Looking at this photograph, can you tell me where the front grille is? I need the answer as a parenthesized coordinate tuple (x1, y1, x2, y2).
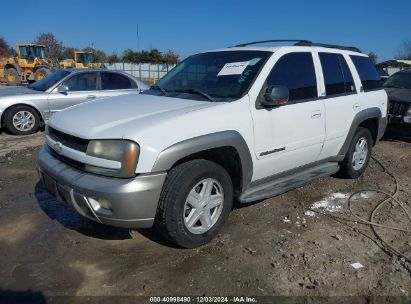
(388, 101, 409, 116)
(48, 127, 89, 153)
(50, 148, 86, 171)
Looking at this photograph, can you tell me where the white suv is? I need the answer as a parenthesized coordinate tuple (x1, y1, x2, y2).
(38, 40, 387, 248)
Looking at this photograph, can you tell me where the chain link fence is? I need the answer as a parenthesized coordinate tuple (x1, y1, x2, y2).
(105, 62, 176, 85)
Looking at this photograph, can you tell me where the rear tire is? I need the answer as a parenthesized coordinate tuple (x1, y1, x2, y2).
(155, 159, 233, 248)
(5, 68, 20, 86)
(4, 105, 40, 135)
(338, 127, 373, 179)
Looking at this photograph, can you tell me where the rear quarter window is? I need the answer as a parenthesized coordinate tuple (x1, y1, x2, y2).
(350, 55, 381, 92)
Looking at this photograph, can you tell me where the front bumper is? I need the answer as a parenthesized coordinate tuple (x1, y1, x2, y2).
(37, 146, 167, 229)
(377, 116, 388, 141)
(388, 114, 411, 125)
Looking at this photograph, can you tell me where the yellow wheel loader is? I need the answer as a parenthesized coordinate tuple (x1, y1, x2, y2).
(60, 51, 105, 69)
(0, 44, 56, 85)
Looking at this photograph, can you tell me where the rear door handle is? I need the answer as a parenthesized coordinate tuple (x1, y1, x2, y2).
(87, 95, 96, 100)
(311, 111, 322, 119)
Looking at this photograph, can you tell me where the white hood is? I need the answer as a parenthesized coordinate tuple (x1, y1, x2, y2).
(48, 93, 217, 139)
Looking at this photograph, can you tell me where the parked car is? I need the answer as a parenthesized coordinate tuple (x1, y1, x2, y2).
(38, 40, 387, 248)
(0, 69, 149, 135)
(383, 69, 411, 127)
(378, 69, 389, 81)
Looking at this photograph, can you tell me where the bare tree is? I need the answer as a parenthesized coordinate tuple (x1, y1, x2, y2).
(34, 32, 63, 59)
(0, 37, 14, 57)
(368, 52, 378, 65)
(395, 40, 411, 60)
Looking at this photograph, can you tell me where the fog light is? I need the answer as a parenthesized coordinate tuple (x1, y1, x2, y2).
(88, 197, 112, 211)
(99, 198, 112, 210)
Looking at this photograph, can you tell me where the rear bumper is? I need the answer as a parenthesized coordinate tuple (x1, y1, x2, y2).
(37, 146, 167, 229)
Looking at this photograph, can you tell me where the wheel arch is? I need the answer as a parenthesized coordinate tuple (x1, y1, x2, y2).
(5, 63, 22, 74)
(337, 107, 384, 158)
(1, 103, 44, 128)
(151, 131, 253, 195)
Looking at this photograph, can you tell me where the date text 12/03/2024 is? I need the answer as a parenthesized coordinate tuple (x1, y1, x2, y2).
(149, 296, 257, 303)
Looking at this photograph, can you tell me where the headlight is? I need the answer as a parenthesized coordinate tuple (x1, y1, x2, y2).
(85, 140, 139, 178)
(407, 107, 411, 115)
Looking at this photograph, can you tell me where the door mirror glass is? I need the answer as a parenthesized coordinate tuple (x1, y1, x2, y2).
(262, 85, 289, 107)
(57, 84, 69, 94)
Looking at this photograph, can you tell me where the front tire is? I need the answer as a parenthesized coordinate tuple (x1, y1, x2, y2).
(5, 68, 21, 86)
(338, 127, 373, 179)
(4, 105, 40, 135)
(155, 159, 233, 248)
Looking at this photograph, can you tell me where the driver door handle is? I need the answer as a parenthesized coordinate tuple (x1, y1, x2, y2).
(87, 95, 96, 100)
(311, 110, 322, 119)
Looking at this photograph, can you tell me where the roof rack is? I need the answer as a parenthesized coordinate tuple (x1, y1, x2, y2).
(294, 41, 361, 53)
(233, 39, 312, 47)
(232, 39, 361, 53)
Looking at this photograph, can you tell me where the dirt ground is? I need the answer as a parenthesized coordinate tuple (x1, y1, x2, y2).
(0, 127, 410, 302)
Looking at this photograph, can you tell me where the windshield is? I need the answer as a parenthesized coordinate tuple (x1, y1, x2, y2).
(20, 46, 45, 59)
(383, 73, 411, 89)
(29, 70, 71, 91)
(148, 50, 271, 101)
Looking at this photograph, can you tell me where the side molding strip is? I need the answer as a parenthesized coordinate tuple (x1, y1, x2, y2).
(259, 147, 285, 156)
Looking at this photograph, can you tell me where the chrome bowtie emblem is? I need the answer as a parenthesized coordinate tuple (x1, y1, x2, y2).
(54, 142, 63, 155)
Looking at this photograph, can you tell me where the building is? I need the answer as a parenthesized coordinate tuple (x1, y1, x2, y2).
(377, 59, 411, 76)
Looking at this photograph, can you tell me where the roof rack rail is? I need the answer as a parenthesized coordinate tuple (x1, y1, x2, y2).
(231, 39, 362, 53)
(232, 39, 312, 47)
(293, 41, 361, 53)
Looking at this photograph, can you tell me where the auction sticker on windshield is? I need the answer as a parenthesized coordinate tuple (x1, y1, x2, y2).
(217, 61, 249, 76)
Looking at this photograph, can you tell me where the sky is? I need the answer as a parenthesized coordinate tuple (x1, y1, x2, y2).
(1, 0, 410, 62)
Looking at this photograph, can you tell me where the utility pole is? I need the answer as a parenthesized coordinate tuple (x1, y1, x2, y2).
(136, 24, 140, 52)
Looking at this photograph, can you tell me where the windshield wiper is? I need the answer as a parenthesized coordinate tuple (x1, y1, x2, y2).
(174, 88, 215, 102)
(151, 85, 167, 95)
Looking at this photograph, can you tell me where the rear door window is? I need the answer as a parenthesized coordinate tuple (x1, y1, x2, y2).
(101, 72, 135, 90)
(319, 53, 356, 96)
(266, 52, 317, 101)
(319, 53, 345, 96)
(350, 55, 381, 91)
(339, 55, 356, 93)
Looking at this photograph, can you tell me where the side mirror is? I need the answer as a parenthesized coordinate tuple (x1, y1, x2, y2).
(57, 84, 69, 94)
(261, 85, 289, 107)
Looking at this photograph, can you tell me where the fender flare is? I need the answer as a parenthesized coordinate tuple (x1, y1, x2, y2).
(152, 130, 253, 189)
(337, 107, 385, 158)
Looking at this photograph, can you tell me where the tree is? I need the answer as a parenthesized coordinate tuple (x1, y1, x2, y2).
(395, 40, 411, 60)
(163, 50, 179, 65)
(107, 52, 119, 64)
(62, 47, 75, 60)
(368, 52, 378, 65)
(0, 37, 14, 57)
(121, 48, 180, 64)
(34, 32, 63, 59)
